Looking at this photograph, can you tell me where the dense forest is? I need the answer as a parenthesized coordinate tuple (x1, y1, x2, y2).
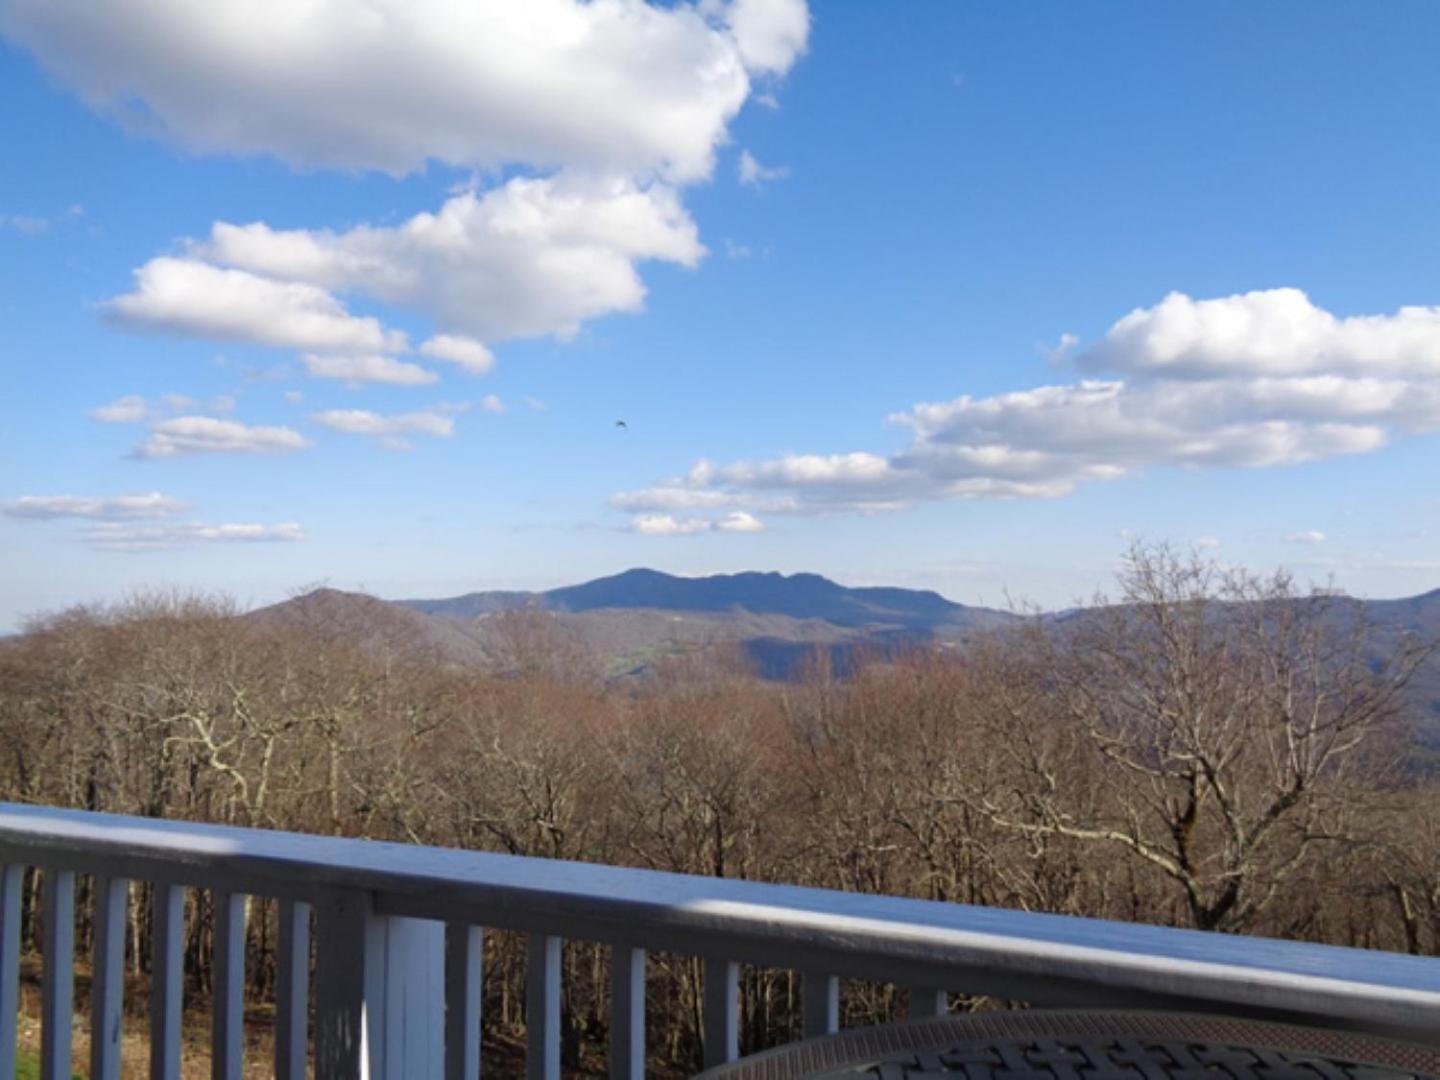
(1, 546, 1437, 1074)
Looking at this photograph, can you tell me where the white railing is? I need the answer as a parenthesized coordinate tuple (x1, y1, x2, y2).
(1, 802, 1438, 1079)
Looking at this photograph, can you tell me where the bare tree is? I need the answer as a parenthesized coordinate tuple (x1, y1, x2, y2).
(972, 543, 1430, 932)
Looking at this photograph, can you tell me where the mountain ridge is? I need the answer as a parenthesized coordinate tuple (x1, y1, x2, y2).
(247, 569, 1439, 740)
(397, 567, 1004, 631)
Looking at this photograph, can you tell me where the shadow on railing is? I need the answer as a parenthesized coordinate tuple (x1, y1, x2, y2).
(2, 802, 1439, 1078)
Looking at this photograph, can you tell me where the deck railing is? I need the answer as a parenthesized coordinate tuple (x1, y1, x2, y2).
(2, 802, 1438, 1078)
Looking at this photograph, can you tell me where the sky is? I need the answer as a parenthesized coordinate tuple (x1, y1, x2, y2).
(3, 0, 1440, 630)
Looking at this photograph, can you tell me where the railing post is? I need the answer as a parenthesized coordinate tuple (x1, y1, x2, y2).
(90, 876, 128, 1080)
(526, 934, 561, 1080)
(41, 868, 76, 1080)
(275, 899, 310, 1080)
(609, 946, 645, 1080)
(314, 890, 445, 1079)
(445, 923, 483, 1080)
(801, 971, 840, 1038)
(0, 864, 22, 1080)
(150, 882, 185, 1080)
(906, 985, 948, 1019)
(381, 917, 444, 1075)
(702, 958, 739, 1070)
(212, 891, 246, 1079)
(315, 888, 378, 1078)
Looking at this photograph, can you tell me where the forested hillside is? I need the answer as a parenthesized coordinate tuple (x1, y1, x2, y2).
(1, 548, 1436, 1073)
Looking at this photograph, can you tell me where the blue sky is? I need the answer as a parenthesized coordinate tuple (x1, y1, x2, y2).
(3, 0, 1439, 630)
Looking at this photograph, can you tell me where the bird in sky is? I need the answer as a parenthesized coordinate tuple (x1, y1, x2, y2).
(615, 420, 628, 430)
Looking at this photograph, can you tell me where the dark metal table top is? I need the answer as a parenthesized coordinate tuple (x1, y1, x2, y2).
(698, 1011, 1440, 1079)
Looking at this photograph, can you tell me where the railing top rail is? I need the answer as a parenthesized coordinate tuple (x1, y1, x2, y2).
(3, 802, 1438, 1041)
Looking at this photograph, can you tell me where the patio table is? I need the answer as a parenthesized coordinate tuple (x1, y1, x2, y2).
(697, 1010, 1440, 1079)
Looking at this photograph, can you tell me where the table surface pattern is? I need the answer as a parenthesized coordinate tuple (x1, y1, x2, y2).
(699, 1012, 1440, 1080)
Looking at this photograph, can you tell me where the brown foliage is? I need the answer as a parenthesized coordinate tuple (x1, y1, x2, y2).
(0, 546, 1434, 1072)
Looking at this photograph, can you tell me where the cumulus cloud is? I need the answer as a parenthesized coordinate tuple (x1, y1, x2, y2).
(200, 176, 704, 344)
(632, 513, 712, 536)
(89, 394, 150, 423)
(107, 257, 406, 353)
(84, 521, 305, 552)
(20, 2, 808, 375)
(311, 407, 460, 450)
(420, 334, 494, 375)
(718, 510, 765, 532)
(0, 0, 806, 181)
(1084, 288, 1440, 379)
(481, 395, 505, 415)
(629, 510, 765, 535)
(737, 149, 790, 187)
(1042, 332, 1079, 364)
(3, 492, 188, 521)
(614, 288, 1440, 520)
(133, 416, 310, 459)
(718, 0, 810, 75)
(1285, 530, 1328, 545)
(90, 392, 240, 424)
(300, 353, 438, 386)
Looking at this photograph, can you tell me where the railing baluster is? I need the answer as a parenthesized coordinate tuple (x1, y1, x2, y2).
(608, 946, 645, 1080)
(90, 876, 128, 1080)
(212, 891, 246, 1080)
(150, 883, 185, 1080)
(40, 868, 75, 1080)
(801, 971, 840, 1038)
(702, 958, 739, 1069)
(0, 864, 22, 1080)
(275, 899, 310, 1080)
(906, 985, 947, 1019)
(526, 934, 561, 1080)
(445, 923, 483, 1080)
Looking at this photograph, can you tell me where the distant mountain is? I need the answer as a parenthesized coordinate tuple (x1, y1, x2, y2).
(247, 572, 1440, 745)
(398, 567, 1007, 632)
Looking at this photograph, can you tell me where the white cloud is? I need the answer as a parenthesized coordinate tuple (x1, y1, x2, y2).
(1285, 530, 1328, 545)
(419, 335, 494, 375)
(4, 213, 49, 234)
(738, 149, 790, 187)
(1194, 536, 1222, 550)
(719, 0, 810, 75)
(311, 408, 457, 448)
(0, 0, 806, 181)
(301, 353, 438, 387)
(717, 510, 764, 532)
(1084, 288, 1440, 379)
(201, 175, 704, 344)
(614, 288, 1440, 520)
(283, 390, 304, 404)
(3, 492, 188, 521)
(91, 392, 241, 424)
(89, 394, 150, 423)
(1042, 332, 1079, 364)
(524, 396, 549, 412)
(133, 416, 310, 459)
(12, 1, 811, 381)
(84, 521, 305, 552)
(629, 510, 765, 535)
(481, 395, 505, 415)
(632, 514, 711, 536)
(107, 257, 406, 353)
